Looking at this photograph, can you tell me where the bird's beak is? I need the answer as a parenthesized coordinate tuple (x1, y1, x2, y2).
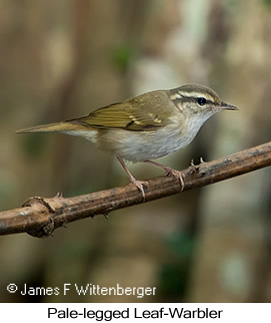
(220, 101, 239, 110)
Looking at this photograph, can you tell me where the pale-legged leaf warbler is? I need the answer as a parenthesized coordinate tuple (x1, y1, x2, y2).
(17, 84, 238, 198)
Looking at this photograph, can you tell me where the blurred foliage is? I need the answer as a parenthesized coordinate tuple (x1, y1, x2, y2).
(166, 231, 195, 259)
(112, 44, 137, 71)
(18, 135, 48, 159)
(158, 231, 196, 300)
(263, 0, 271, 9)
(158, 263, 189, 300)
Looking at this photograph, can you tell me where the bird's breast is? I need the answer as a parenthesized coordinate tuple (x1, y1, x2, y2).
(96, 122, 194, 162)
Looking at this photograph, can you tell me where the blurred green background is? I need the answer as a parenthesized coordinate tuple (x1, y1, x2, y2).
(0, 0, 271, 302)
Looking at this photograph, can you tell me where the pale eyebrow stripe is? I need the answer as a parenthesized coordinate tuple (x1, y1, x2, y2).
(169, 93, 182, 100)
(177, 91, 216, 103)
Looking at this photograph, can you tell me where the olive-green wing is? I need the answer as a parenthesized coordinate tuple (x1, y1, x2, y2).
(70, 90, 172, 131)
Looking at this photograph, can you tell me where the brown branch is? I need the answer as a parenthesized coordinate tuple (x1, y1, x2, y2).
(1, 141, 270, 238)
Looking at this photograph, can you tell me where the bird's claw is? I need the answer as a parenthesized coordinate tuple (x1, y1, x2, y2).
(164, 168, 185, 191)
(130, 178, 148, 201)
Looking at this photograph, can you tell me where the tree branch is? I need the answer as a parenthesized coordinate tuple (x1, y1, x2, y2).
(1, 141, 270, 238)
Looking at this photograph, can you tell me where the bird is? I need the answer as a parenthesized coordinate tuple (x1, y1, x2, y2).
(17, 83, 238, 199)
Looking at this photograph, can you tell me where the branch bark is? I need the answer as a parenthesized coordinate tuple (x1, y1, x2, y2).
(1, 141, 270, 238)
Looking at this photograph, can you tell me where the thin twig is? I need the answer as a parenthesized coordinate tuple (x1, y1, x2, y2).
(0, 141, 270, 238)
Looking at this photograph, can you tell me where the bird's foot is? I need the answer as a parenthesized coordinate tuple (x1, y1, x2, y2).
(129, 177, 148, 201)
(117, 155, 147, 201)
(164, 167, 185, 191)
(144, 160, 185, 191)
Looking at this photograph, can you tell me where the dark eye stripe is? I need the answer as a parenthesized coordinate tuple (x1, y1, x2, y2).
(195, 98, 216, 106)
(177, 93, 215, 105)
(171, 95, 216, 109)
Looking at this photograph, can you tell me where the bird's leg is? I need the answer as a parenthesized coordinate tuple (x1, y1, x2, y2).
(144, 160, 185, 191)
(116, 156, 148, 200)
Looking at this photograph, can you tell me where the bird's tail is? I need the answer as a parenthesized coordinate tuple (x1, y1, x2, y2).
(16, 121, 97, 141)
(16, 122, 80, 134)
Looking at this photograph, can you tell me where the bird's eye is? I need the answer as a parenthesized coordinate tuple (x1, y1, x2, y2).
(197, 97, 207, 106)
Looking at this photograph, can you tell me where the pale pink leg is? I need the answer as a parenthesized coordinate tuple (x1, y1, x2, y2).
(117, 156, 148, 199)
(144, 160, 185, 191)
